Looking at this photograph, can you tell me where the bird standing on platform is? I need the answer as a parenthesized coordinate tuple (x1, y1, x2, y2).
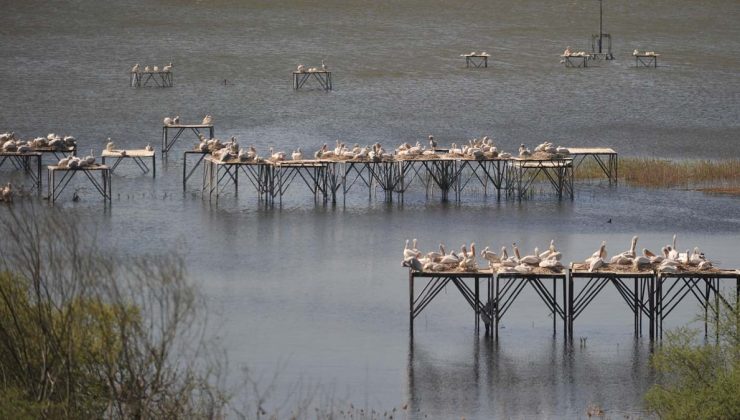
(106, 138, 115, 152)
(173, 116, 180, 125)
(292, 148, 303, 161)
(131, 63, 140, 73)
(321, 60, 327, 71)
(163, 117, 173, 126)
(202, 115, 213, 125)
(1, 183, 12, 203)
(145, 144, 153, 152)
(428, 135, 437, 150)
(518, 144, 531, 158)
(296, 64, 305, 73)
(163, 62, 173, 72)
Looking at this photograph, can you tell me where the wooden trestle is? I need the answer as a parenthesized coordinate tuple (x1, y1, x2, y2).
(407, 268, 739, 342)
(0, 152, 43, 194)
(161, 124, 215, 156)
(568, 147, 618, 185)
(293, 71, 332, 91)
(130, 71, 173, 87)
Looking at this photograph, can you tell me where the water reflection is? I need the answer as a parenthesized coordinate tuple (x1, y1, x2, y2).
(406, 334, 654, 419)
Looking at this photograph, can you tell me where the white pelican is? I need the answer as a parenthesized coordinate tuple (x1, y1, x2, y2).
(1, 183, 12, 202)
(402, 256, 424, 272)
(292, 148, 303, 160)
(519, 247, 541, 265)
(144, 65, 151, 72)
(202, 115, 213, 125)
(145, 144, 153, 152)
(163, 62, 173, 72)
(173, 116, 180, 125)
(131, 63, 140, 73)
(106, 139, 115, 152)
(153, 65, 159, 72)
(512, 242, 522, 262)
(297, 64, 305, 72)
(321, 60, 327, 71)
(163, 117, 173, 125)
(518, 144, 531, 158)
(480, 246, 500, 264)
(403, 239, 419, 260)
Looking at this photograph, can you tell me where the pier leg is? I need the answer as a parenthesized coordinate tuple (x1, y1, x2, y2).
(568, 273, 574, 339)
(634, 277, 639, 338)
(475, 278, 480, 334)
(705, 279, 710, 338)
(409, 271, 414, 334)
(553, 277, 556, 337)
(495, 275, 500, 341)
(563, 273, 568, 341)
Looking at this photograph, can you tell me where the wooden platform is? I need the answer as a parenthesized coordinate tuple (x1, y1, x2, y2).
(561, 54, 591, 68)
(161, 124, 215, 156)
(567, 147, 618, 185)
(47, 164, 112, 204)
(634, 53, 659, 68)
(293, 71, 332, 91)
(405, 265, 739, 342)
(463, 55, 489, 68)
(101, 149, 156, 177)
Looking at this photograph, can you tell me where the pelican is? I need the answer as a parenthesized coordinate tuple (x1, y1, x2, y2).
(1, 183, 12, 202)
(402, 256, 424, 272)
(297, 64, 305, 72)
(512, 242, 522, 262)
(540, 258, 563, 269)
(163, 117, 173, 125)
(202, 115, 213, 125)
(426, 244, 445, 261)
(519, 247, 541, 265)
(153, 65, 159, 72)
(514, 264, 533, 274)
(586, 241, 607, 263)
(144, 65, 151, 72)
(106, 139, 115, 152)
(173, 116, 180, 125)
(131, 63, 140, 73)
(643, 248, 663, 264)
(633, 49, 639, 56)
(247, 146, 257, 160)
(403, 239, 420, 260)
(518, 144, 531, 158)
(292, 148, 303, 160)
(163, 62, 173, 72)
(480, 246, 500, 264)
(321, 60, 327, 71)
(145, 144, 153, 152)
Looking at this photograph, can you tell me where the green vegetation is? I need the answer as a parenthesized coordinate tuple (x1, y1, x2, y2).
(0, 206, 227, 418)
(645, 302, 740, 419)
(576, 158, 740, 191)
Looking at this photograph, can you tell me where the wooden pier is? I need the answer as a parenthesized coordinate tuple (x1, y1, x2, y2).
(568, 147, 618, 185)
(507, 158, 574, 200)
(196, 152, 617, 205)
(406, 265, 739, 342)
(101, 149, 156, 177)
(131, 70, 173, 88)
(293, 71, 332, 91)
(182, 150, 210, 190)
(47, 164, 112, 204)
(0, 151, 43, 194)
(161, 124, 214, 156)
(634, 53, 659, 68)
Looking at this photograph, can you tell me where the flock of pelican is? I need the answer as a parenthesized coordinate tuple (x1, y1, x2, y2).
(55, 153, 98, 169)
(632, 50, 657, 56)
(296, 60, 328, 73)
(1, 132, 77, 152)
(403, 235, 718, 275)
(163, 115, 212, 126)
(186, 131, 576, 166)
(131, 63, 173, 73)
(582, 235, 713, 274)
(402, 239, 564, 274)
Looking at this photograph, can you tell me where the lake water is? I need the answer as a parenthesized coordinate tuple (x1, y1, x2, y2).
(2, 0, 739, 418)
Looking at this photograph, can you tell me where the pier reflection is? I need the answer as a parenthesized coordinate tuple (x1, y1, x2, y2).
(406, 334, 654, 419)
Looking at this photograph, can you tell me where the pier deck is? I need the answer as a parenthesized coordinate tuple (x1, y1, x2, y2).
(47, 164, 112, 204)
(293, 71, 332, 91)
(0, 151, 43, 194)
(101, 149, 156, 177)
(568, 147, 618, 185)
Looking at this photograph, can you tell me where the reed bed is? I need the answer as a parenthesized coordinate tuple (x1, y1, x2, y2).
(576, 157, 740, 191)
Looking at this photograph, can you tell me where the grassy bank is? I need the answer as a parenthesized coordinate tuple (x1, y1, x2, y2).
(576, 157, 740, 192)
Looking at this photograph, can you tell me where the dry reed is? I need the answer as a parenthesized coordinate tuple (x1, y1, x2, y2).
(576, 157, 740, 190)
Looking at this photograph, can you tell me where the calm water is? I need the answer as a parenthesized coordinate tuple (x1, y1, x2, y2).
(2, 0, 740, 418)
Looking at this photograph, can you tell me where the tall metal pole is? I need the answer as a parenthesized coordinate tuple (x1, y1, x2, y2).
(599, 0, 603, 53)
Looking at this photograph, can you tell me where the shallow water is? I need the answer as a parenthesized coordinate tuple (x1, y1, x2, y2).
(2, 0, 740, 418)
